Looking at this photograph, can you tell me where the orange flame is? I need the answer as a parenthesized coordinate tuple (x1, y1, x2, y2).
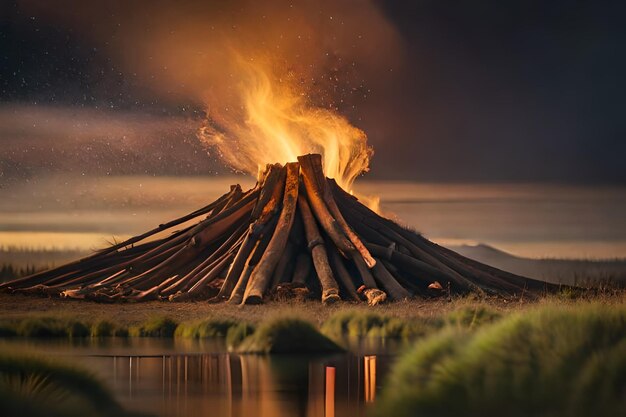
(198, 59, 372, 191)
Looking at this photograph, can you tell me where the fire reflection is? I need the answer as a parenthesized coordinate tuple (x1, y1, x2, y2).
(106, 353, 381, 417)
(363, 356, 376, 403)
(326, 366, 336, 417)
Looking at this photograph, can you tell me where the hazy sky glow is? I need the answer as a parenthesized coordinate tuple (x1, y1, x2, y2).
(1, 0, 625, 183)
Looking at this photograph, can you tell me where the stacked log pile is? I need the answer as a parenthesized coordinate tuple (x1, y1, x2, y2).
(1, 154, 553, 304)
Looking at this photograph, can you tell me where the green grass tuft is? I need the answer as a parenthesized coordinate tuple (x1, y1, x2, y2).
(15, 317, 89, 338)
(236, 317, 344, 354)
(444, 305, 502, 329)
(175, 318, 239, 338)
(376, 303, 626, 417)
(129, 317, 178, 337)
(90, 320, 128, 338)
(226, 322, 256, 350)
(322, 310, 433, 339)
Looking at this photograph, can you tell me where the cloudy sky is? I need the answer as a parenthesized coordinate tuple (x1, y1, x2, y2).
(1, 0, 625, 184)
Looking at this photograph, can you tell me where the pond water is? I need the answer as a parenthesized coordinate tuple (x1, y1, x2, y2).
(0, 337, 405, 417)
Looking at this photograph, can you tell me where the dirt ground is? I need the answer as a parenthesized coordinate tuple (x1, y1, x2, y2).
(0, 292, 622, 326)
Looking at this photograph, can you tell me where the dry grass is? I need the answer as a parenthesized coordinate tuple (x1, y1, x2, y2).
(376, 303, 626, 417)
(0, 292, 623, 329)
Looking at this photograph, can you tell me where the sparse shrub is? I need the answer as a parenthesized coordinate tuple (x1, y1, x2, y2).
(236, 317, 343, 354)
(322, 310, 433, 339)
(445, 305, 502, 329)
(90, 320, 127, 338)
(112, 326, 129, 337)
(90, 320, 115, 337)
(16, 317, 89, 338)
(226, 322, 255, 350)
(17, 318, 66, 338)
(558, 286, 588, 300)
(66, 320, 90, 338)
(130, 317, 178, 337)
(175, 318, 238, 338)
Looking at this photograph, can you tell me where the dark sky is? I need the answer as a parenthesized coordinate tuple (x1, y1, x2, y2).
(1, 0, 625, 183)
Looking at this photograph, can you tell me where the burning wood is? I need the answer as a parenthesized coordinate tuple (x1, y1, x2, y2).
(0, 154, 554, 304)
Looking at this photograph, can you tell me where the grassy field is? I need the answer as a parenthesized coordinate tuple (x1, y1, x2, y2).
(0, 293, 623, 416)
(375, 303, 626, 417)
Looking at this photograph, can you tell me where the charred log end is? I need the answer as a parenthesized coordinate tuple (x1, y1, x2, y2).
(322, 289, 341, 305)
(428, 281, 444, 290)
(243, 295, 264, 305)
(363, 288, 387, 306)
(60, 288, 85, 299)
(169, 291, 191, 302)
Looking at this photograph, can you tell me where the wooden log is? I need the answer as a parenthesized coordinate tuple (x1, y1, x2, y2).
(252, 163, 286, 220)
(380, 259, 425, 295)
(270, 242, 296, 289)
(291, 253, 312, 285)
(298, 153, 376, 268)
(169, 251, 236, 301)
(219, 184, 244, 211)
(297, 193, 341, 304)
(70, 201, 250, 295)
(161, 222, 248, 296)
(298, 184, 383, 300)
(1, 241, 153, 290)
(216, 164, 287, 299)
(130, 275, 181, 302)
(327, 249, 361, 301)
(298, 157, 384, 300)
(229, 215, 279, 304)
(353, 255, 377, 288)
(0, 185, 246, 292)
(331, 180, 539, 296)
(118, 206, 251, 292)
(119, 187, 258, 274)
(297, 156, 355, 257)
(244, 162, 300, 304)
(269, 210, 305, 289)
(22, 241, 185, 294)
(418, 237, 547, 292)
(365, 243, 455, 285)
(47, 186, 251, 295)
(332, 182, 481, 293)
(371, 260, 412, 300)
(349, 219, 393, 247)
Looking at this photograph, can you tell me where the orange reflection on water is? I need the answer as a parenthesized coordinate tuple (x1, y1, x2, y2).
(105, 353, 382, 417)
(325, 366, 336, 417)
(363, 356, 376, 403)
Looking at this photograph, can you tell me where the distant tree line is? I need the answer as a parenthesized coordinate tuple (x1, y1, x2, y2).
(0, 264, 41, 283)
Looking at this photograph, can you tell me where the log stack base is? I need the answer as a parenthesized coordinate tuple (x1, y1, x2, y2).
(1, 154, 555, 304)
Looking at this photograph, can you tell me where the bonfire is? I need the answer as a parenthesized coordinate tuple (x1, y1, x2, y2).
(1, 154, 552, 304)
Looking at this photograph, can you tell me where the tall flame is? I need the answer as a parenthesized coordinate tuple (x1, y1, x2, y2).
(198, 59, 372, 191)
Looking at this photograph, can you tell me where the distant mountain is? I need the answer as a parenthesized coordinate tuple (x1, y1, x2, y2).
(451, 244, 626, 287)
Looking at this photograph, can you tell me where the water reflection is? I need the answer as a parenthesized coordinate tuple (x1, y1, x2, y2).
(0, 337, 399, 416)
(92, 352, 391, 417)
(363, 356, 376, 403)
